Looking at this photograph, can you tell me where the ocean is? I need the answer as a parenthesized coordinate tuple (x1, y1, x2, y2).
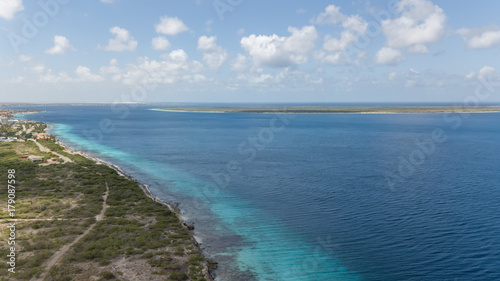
(11, 105, 500, 280)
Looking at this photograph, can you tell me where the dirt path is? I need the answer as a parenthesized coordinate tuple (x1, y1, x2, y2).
(36, 182, 109, 281)
(31, 139, 73, 163)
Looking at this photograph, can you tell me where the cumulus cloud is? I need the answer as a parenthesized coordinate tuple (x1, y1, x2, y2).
(39, 70, 72, 83)
(75, 66, 104, 82)
(465, 71, 476, 80)
(229, 67, 323, 91)
(240, 25, 318, 67)
(375, 47, 405, 65)
(155, 16, 189, 35)
(45, 35, 72, 55)
(381, 0, 446, 53)
(464, 66, 496, 81)
(39, 66, 104, 83)
(197, 36, 228, 69)
(119, 49, 203, 85)
(31, 64, 45, 74)
(100, 27, 137, 51)
(151, 36, 171, 50)
(0, 0, 24, 20)
(231, 54, 250, 72)
(322, 15, 367, 52)
(312, 5, 368, 65)
(99, 59, 122, 81)
(99, 59, 119, 73)
(457, 27, 500, 49)
(314, 51, 366, 66)
(478, 66, 495, 80)
(311, 4, 346, 24)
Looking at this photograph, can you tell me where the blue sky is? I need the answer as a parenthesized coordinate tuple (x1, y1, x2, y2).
(1, 0, 500, 103)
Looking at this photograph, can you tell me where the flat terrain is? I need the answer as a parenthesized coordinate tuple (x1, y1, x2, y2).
(155, 106, 500, 114)
(0, 139, 210, 281)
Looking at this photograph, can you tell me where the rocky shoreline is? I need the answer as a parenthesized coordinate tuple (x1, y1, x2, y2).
(53, 138, 217, 281)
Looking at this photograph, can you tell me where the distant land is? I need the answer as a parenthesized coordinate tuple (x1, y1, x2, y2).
(154, 106, 500, 114)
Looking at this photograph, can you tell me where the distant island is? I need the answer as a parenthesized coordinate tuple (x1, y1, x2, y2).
(154, 106, 500, 114)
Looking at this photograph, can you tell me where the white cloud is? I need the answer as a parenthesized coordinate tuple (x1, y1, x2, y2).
(198, 36, 228, 69)
(312, 5, 368, 65)
(0, 0, 23, 20)
(322, 15, 367, 52)
(240, 25, 317, 67)
(100, 0, 115, 3)
(31, 64, 45, 74)
(45, 35, 72, 55)
(464, 66, 496, 81)
(375, 47, 405, 65)
(119, 49, 203, 85)
(39, 70, 71, 83)
(99, 59, 120, 73)
(231, 54, 250, 72)
(402, 68, 450, 88)
(478, 66, 495, 80)
(229, 67, 323, 91)
(457, 27, 500, 49)
(75, 66, 104, 82)
(151, 36, 171, 50)
(155, 16, 188, 35)
(18, 55, 31, 62)
(312, 5, 346, 25)
(100, 27, 137, 52)
(99, 59, 122, 81)
(198, 36, 217, 51)
(38, 66, 104, 83)
(315, 51, 346, 65)
(465, 71, 476, 80)
(381, 0, 446, 53)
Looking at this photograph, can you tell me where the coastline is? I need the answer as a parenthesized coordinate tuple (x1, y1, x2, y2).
(46, 127, 216, 280)
(56, 140, 182, 214)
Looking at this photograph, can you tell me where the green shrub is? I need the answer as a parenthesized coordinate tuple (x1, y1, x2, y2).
(169, 271, 189, 281)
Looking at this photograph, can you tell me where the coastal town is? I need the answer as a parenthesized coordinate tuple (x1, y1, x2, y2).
(0, 110, 65, 165)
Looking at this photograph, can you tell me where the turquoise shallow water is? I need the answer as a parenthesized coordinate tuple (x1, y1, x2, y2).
(49, 122, 362, 281)
(12, 105, 500, 280)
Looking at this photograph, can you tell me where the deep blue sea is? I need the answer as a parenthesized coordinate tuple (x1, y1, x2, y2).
(9, 105, 500, 280)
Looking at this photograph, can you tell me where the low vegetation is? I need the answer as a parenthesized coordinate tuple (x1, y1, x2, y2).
(0, 133, 209, 280)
